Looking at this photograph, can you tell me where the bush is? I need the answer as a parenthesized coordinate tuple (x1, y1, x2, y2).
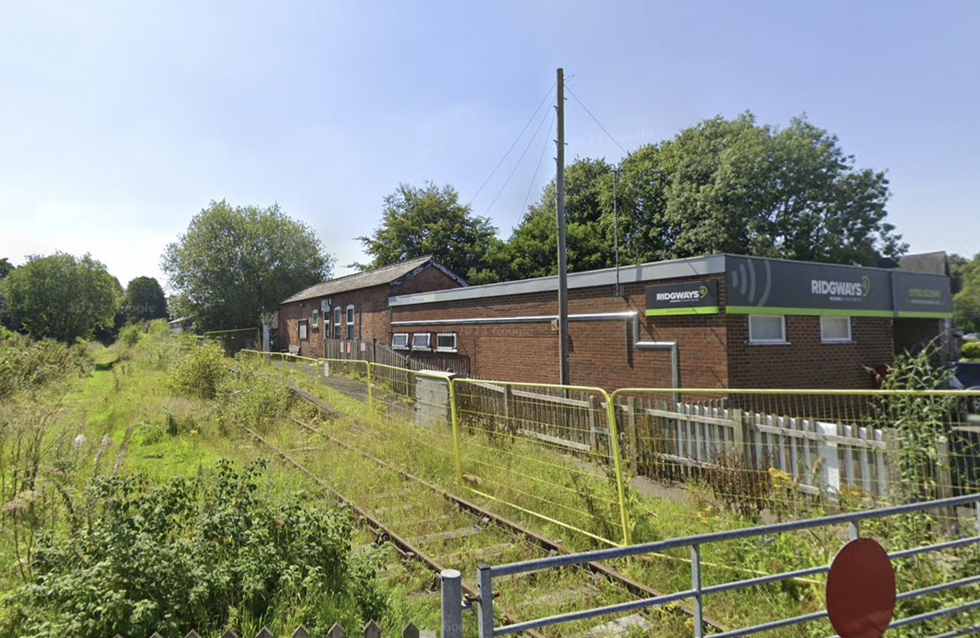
(0, 331, 90, 399)
(221, 356, 293, 430)
(168, 341, 228, 399)
(117, 322, 143, 348)
(0, 459, 387, 638)
(961, 340, 980, 360)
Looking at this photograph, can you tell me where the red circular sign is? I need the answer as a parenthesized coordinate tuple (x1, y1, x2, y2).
(826, 538, 896, 638)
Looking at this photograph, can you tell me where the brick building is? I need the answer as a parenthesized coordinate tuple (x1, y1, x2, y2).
(278, 255, 467, 359)
(387, 254, 953, 391)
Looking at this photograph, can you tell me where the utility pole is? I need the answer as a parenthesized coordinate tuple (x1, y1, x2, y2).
(556, 67, 570, 386)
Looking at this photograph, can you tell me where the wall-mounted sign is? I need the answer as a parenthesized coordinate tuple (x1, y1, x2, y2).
(645, 279, 719, 316)
(724, 256, 952, 318)
(725, 256, 893, 316)
(891, 271, 953, 318)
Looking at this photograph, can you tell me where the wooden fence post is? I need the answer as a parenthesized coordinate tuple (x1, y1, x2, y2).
(730, 409, 745, 464)
(627, 397, 639, 472)
(882, 428, 902, 502)
(588, 396, 599, 452)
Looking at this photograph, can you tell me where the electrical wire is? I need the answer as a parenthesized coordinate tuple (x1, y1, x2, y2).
(521, 108, 558, 216)
(565, 84, 629, 156)
(483, 96, 555, 215)
(468, 83, 556, 206)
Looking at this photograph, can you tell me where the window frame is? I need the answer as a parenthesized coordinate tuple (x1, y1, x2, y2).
(820, 315, 852, 343)
(748, 315, 786, 344)
(311, 309, 319, 329)
(298, 319, 309, 341)
(436, 332, 458, 353)
(346, 305, 355, 340)
(391, 333, 410, 350)
(332, 307, 341, 339)
(412, 332, 432, 351)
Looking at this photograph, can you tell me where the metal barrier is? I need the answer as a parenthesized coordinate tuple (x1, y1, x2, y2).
(450, 378, 631, 547)
(476, 494, 980, 638)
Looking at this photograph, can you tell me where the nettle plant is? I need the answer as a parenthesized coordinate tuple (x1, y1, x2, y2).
(867, 341, 957, 502)
(0, 459, 387, 638)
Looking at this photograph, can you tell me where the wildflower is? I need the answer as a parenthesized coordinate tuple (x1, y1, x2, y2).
(190, 429, 199, 436)
(74, 434, 85, 447)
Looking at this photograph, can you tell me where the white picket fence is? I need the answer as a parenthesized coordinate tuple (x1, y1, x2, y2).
(617, 399, 894, 498)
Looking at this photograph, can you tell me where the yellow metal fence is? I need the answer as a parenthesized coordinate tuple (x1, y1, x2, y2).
(237, 350, 980, 549)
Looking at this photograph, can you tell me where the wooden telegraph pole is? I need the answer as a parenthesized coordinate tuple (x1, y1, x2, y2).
(556, 68, 570, 386)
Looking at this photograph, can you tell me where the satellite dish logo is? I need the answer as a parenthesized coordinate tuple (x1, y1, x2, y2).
(729, 259, 773, 306)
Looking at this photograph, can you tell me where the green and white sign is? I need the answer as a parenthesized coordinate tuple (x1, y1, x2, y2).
(646, 280, 719, 316)
(724, 256, 952, 318)
(892, 271, 953, 318)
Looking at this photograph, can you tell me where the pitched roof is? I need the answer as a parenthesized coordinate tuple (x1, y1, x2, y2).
(280, 255, 466, 304)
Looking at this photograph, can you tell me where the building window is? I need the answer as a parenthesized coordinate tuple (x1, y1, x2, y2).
(436, 333, 457, 353)
(412, 332, 431, 351)
(821, 316, 852, 343)
(311, 309, 319, 329)
(748, 315, 786, 344)
(346, 305, 355, 340)
(298, 320, 309, 341)
(391, 333, 409, 350)
(333, 307, 341, 339)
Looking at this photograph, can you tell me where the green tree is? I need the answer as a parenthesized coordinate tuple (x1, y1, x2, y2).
(0, 258, 12, 329)
(951, 252, 980, 332)
(504, 113, 906, 278)
(124, 276, 168, 322)
(502, 158, 616, 281)
(357, 182, 498, 281)
(5, 252, 122, 342)
(163, 200, 333, 332)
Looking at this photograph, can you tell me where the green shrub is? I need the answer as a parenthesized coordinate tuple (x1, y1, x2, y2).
(168, 341, 228, 399)
(221, 356, 293, 430)
(0, 459, 386, 638)
(961, 340, 980, 360)
(0, 331, 90, 399)
(117, 322, 143, 348)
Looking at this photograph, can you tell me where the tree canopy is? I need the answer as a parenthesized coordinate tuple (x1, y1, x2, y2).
(162, 200, 333, 331)
(495, 113, 906, 281)
(356, 183, 498, 282)
(124, 276, 168, 322)
(952, 252, 980, 333)
(5, 252, 122, 342)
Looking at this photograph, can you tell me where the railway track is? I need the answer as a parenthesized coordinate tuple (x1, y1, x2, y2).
(234, 373, 725, 637)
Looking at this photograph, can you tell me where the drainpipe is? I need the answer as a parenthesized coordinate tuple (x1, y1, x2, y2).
(632, 315, 680, 389)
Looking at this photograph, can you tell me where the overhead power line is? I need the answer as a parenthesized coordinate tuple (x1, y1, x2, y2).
(468, 83, 556, 207)
(483, 96, 555, 216)
(564, 84, 629, 156)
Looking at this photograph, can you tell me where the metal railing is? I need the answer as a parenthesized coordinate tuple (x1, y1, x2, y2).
(475, 494, 980, 638)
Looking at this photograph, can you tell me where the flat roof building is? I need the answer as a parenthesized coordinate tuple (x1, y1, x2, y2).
(386, 254, 953, 390)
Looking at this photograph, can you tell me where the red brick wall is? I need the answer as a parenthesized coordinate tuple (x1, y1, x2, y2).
(278, 265, 462, 358)
(725, 315, 894, 389)
(391, 275, 730, 391)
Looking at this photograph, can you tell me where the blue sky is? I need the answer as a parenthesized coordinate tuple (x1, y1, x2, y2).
(1, 1, 977, 289)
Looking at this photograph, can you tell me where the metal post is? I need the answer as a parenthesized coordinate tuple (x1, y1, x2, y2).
(849, 519, 860, 540)
(604, 391, 632, 545)
(366, 362, 374, 418)
(441, 569, 463, 638)
(477, 563, 495, 638)
(691, 544, 704, 638)
(450, 379, 464, 486)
